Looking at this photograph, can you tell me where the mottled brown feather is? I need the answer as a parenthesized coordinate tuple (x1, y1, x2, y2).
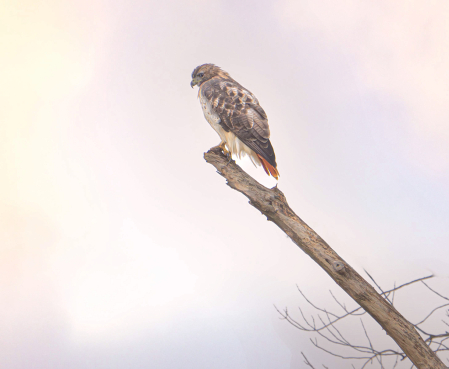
(192, 64, 278, 175)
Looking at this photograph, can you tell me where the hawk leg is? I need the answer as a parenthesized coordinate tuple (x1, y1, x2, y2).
(211, 141, 231, 159)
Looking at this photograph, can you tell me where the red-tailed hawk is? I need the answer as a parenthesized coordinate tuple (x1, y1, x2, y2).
(191, 64, 279, 179)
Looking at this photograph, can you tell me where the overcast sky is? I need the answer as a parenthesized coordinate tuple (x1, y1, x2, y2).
(1, 0, 449, 368)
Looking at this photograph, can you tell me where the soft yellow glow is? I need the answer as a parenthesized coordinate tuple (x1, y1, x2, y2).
(0, 0, 96, 211)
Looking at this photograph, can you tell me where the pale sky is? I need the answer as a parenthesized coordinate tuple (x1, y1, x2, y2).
(1, 1, 448, 368)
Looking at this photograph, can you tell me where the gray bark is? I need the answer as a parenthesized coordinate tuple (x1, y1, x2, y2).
(204, 147, 447, 369)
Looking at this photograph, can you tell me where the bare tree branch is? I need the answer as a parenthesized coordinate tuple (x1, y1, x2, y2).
(302, 352, 317, 368)
(414, 304, 449, 326)
(280, 273, 449, 368)
(421, 281, 449, 302)
(364, 269, 392, 306)
(204, 147, 447, 369)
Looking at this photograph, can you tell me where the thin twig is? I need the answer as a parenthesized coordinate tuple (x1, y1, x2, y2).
(421, 280, 449, 301)
(364, 270, 392, 305)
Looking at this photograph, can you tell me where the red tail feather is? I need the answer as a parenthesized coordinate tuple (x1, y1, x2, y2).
(257, 155, 279, 180)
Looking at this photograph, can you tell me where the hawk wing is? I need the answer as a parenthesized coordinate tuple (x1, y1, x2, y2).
(202, 77, 277, 169)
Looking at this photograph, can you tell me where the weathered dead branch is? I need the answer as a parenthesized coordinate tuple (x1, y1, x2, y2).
(203, 147, 447, 369)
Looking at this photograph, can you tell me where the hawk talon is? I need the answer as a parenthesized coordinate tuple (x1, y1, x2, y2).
(211, 142, 231, 158)
(223, 149, 234, 164)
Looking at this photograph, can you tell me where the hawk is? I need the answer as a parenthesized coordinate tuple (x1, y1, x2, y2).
(191, 64, 279, 179)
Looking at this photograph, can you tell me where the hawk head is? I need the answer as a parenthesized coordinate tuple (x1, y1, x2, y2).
(190, 64, 230, 88)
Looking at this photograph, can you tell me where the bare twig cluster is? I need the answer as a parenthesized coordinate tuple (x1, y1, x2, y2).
(276, 275, 449, 369)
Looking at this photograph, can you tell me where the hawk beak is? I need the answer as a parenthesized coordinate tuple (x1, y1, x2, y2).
(190, 77, 200, 88)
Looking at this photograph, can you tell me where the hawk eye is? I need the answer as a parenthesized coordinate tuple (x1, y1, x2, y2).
(198, 73, 204, 78)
